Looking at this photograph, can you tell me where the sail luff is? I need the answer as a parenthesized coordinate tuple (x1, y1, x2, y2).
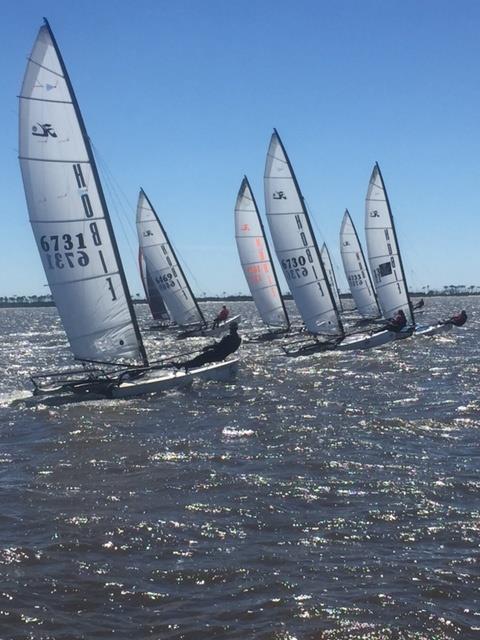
(340, 209, 380, 318)
(365, 163, 415, 325)
(44, 20, 148, 367)
(137, 189, 205, 327)
(374, 164, 415, 325)
(235, 176, 290, 329)
(264, 130, 344, 336)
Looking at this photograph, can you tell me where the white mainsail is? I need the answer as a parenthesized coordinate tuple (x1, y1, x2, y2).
(19, 21, 147, 365)
(320, 243, 343, 312)
(139, 247, 170, 322)
(365, 163, 414, 325)
(136, 189, 205, 328)
(264, 130, 343, 336)
(340, 210, 380, 318)
(235, 177, 289, 329)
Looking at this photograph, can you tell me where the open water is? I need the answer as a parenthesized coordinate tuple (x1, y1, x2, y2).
(0, 298, 478, 639)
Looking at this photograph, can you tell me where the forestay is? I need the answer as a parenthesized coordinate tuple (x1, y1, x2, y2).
(264, 130, 343, 336)
(320, 243, 343, 312)
(136, 189, 205, 327)
(365, 164, 414, 325)
(235, 177, 289, 328)
(19, 22, 147, 365)
(340, 210, 380, 318)
(139, 247, 170, 322)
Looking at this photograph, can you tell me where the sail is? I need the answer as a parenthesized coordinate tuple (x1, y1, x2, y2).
(19, 21, 147, 365)
(235, 177, 289, 328)
(364, 164, 414, 325)
(340, 210, 380, 318)
(136, 189, 205, 327)
(320, 243, 343, 312)
(264, 130, 343, 336)
(139, 248, 170, 322)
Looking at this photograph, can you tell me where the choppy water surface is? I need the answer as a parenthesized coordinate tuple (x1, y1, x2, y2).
(0, 299, 479, 639)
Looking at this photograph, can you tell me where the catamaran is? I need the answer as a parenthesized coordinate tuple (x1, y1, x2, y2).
(16, 20, 238, 404)
(364, 163, 456, 338)
(136, 188, 240, 339)
(234, 176, 290, 340)
(339, 209, 381, 322)
(264, 130, 412, 355)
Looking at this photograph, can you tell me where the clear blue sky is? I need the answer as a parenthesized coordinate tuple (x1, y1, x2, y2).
(2, 0, 479, 297)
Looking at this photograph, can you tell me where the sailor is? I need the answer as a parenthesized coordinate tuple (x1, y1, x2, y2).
(385, 309, 407, 332)
(443, 309, 467, 327)
(212, 305, 229, 328)
(174, 321, 241, 371)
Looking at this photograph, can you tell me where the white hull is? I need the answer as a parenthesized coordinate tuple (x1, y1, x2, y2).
(415, 322, 452, 337)
(336, 326, 413, 351)
(14, 359, 239, 407)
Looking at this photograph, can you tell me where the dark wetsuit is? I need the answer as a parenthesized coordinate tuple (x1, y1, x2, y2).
(445, 310, 467, 327)
(385, 310, 407, 333)
(180, 331, 241, 370)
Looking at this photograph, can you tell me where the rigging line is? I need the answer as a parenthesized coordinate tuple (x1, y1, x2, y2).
(91, 144, 139, 284)
(172, 243, 207, 299)
(303, 195, 346, 294)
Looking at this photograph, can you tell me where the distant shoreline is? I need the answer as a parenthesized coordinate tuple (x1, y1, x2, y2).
(0, 292, 476, 309)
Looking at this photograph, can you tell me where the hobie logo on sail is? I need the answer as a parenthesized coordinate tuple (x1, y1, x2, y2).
(143, 230, 153, 237)
(273, 191, 287, 200)
(32, 123, 57, 138)
(369, 210, 380, 218)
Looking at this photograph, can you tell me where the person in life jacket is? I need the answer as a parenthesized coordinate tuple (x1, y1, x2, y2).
(385, 308, 407, 332)
(443, 309, 467, 327)
(413, 298, 425, 310)
(212, 305, 229, 328)
(174, 321, 241, 371)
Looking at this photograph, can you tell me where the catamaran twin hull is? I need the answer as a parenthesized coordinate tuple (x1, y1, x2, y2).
(16, 359, 239, 407)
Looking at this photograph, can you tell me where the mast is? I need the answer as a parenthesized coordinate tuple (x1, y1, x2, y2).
(239, 176, 290, 328)
(321, 242, 344, 312)
(374, 163, 415, 325)
(271, 129, 344, 336)
(139, 188, 206, 325)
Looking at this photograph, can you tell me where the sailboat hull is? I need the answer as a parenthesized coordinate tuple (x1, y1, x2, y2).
(414, 323, 453, 337)
(13, 359, 239, 407)
(337, 327, 414, 351)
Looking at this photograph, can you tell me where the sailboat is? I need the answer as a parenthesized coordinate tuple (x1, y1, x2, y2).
(139, 247, 172, 328)
(16, 20, 238, 404)
(136, 188, 240, 339)
(339, 209, 381, 321)
(264, 130, 410, 354)
(234, 176, 290, 339)
(365, 164, 464, 338)
(320, 243, 344, 312)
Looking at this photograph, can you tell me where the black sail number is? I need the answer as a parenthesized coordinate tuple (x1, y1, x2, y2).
(41, 233, 90, 269)
(281, 255, 308, 280)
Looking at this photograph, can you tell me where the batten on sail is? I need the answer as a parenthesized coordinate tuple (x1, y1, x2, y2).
(19, 21, 147, 365)
(136, 189, 205, 328)
(235, 177, 290, 329)
(340, 210, 380, 318)
(264, 130, 343, 337)
(365, 163, 415, 325)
